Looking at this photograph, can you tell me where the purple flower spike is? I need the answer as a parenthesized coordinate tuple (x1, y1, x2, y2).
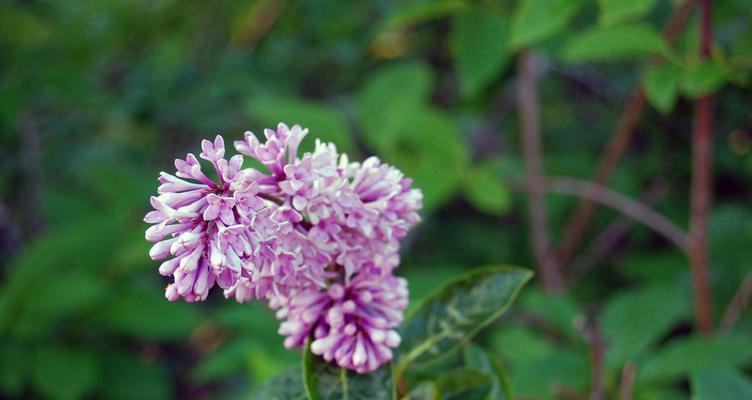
(146, 125, 422, 373)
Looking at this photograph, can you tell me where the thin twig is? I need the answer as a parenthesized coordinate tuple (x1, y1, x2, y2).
(516, 51, 563, 293)
(566, 180, 668, 285)
(555, 0, 697, 267)
(719, 270, 752, 334)
(688, 0, 715, 335)
(511, 176, 690, 252)
(619, 361, 637, 400)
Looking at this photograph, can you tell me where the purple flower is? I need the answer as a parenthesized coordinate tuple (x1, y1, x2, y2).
(277, 271, 408, 373)
(144, 135, 281, 302)
(146, 124, 422, 373)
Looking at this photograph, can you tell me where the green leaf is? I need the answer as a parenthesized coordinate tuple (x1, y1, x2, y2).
(601, 285, 691, 368)
(435, 368, 492, 400)
(463, 159, 512, 215)
(396, 266, 533, 373)
(378, 108, 469, 211)
(464, 345, 511, 400)
(597, 0, 658, 27)
(303, 344, 396, 400)
(451, 6, 511, 97)
(640, 334, 752, 384)
(691, 366, 752, 400)
(509, 0, 582, 50)
(99, 351, 170, 400)
(644, 63, 681, 114)
(247, 96, 354, 154)
(96, 287, 202, 341)
(562, 24, 667, 63)
(251, 366, 308, 400)
(679, 61, 728, 98)
(31, 346, 99, 400)
(358, 62, 433, 153)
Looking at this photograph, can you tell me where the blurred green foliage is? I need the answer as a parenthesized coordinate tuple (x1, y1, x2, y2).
(1, 0, 751, 399)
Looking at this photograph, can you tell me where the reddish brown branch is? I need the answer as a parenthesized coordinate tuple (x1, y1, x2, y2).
(523, 177, 690, 252)
(719, 270, 752, 334)
(517, 52, 564, 293)
(567, 180, 668, 286)
(688, 0, 715, 335)
(555, 0, 697, 267)
(619, 362, 637, 400)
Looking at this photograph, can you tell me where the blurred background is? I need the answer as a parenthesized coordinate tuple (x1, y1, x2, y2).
(1, 0, 751, 399)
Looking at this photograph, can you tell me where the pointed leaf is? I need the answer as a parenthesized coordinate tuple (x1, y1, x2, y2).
(562, 24, 667, 63)
(644, 63, 681, 114)
(597, 0, 658, 27)
(396, 266, 533, 372)
(509, 0, 582, 49)
(451, 6, 511, 97)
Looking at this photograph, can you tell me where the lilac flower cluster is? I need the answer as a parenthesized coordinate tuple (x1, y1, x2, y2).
(145, 124, 422, 372)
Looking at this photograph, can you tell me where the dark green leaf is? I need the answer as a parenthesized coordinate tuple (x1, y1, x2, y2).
(31, 346, 98, 400)
(562, 24, 667, 63)
(644, 63, 681, 114)
(303, 344, 396, 400)
(396, 266, 533, 372)
(597, 0, 657, 27)
(247, 97, 354, 154)
(451, 7, 510, 97)
(640, 334, 752, 384)
(435, 368, 492, 400)
(691, 366, 752, 400)
(679, 61, 728, 98)
(464, 345, 511, 400)
(251, 366, 308, 400)
(601, 285, 691, 368)
(463, 159, 512, 215)
(509, 0, 582, 50)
